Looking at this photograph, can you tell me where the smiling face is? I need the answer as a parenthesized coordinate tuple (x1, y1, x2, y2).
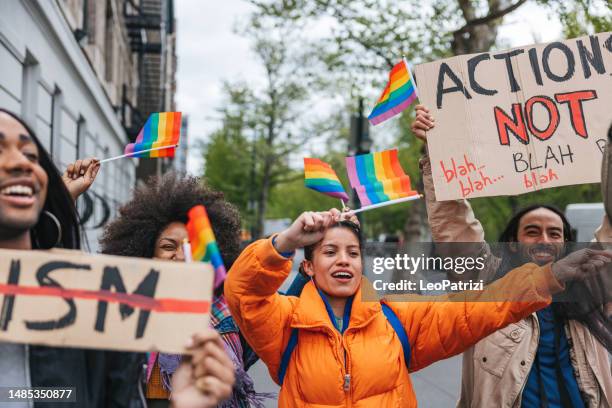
(514, 207, 565, 265)
(154, 221, 188, 262)
(303, 226, 363, 299)
(0, 112, 48, 237)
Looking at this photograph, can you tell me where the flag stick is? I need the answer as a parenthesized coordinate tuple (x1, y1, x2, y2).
(182, 239, 192, 263)
(340, 199, 347, 210)
(351, 194, 422, 214)
(402, 55, 419, 101)
(99, 144, 178, 164)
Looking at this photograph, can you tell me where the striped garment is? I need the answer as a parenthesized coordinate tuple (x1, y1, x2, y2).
(148, 294, 271, 407)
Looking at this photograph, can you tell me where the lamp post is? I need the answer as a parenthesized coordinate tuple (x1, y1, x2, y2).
(349, 97, 371, 222)
(248, 131, 257, 241)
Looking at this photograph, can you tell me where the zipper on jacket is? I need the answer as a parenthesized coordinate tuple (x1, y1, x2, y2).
(343, 373, 351, 391)
(342, 335, 351, 394)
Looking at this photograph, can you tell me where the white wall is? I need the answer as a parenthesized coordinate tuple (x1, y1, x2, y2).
(0, 0, 136, 252)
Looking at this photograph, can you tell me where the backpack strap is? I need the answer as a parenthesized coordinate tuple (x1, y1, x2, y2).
(381, 303, 411, 368)
(277, 303, 411, 385)
(278, 328, 299, 385)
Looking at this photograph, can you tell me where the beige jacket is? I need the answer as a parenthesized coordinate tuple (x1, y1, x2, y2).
(420, 155, 612, 408)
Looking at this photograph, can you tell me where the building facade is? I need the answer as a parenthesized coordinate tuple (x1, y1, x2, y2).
(0, 0, 176, 251)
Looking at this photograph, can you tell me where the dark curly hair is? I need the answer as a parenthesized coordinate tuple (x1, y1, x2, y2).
(100, 172, 241, 269)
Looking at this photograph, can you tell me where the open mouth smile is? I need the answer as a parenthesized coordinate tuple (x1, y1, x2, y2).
(331, 271, 354, 281)
(0, 180, 38, 207)
(528, 247, 557, 262)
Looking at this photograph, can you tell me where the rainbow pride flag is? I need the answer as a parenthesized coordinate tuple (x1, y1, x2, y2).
(368, 59, 418, 126)
(345, 149, 418, 206)
(186, 205, 226, 289)
(125, 112, 182, 157)
(304, 158, 349, 202)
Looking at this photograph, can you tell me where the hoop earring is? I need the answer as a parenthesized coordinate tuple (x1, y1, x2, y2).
(40, 210, 62, 248)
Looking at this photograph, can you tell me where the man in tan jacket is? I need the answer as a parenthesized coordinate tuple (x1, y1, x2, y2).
(412, 106, 612, 408)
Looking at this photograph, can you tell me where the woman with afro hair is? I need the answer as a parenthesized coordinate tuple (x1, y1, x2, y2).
(93, 171, 268, 408)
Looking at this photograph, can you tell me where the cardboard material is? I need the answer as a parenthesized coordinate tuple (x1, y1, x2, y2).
(0, 248, 212, 353)
(414, 33, 612, 200)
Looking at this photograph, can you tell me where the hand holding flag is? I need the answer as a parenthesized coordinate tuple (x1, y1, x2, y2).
(186, 205, 227, 289)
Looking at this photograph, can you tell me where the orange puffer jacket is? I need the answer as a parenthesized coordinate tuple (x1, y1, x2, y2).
(225, 238, 563, 407)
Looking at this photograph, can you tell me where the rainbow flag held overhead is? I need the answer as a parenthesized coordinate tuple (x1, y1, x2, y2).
(125, 112, 182, 157)
(368, 59, 418, 126)
(186, 205, 226, 289)
(345, 149, 418, 206)
(304, 158, 350, 202)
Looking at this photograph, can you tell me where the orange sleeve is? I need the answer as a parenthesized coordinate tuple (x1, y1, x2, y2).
(224, 237, 297, 383)
(388, 263, 564, 372)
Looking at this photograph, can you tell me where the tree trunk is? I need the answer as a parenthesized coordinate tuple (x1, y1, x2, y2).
(452, 0, 527, 55)
(254, 160, 271, 239)
(403, 146, 429, 242)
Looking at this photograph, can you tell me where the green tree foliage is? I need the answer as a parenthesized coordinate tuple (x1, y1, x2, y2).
(203, 83, 256, 216)
(248, 0, 607, 240)
(538, 0, 611, 39)
(202, 21, 322, 238)
(203, 0, 607, 240)
(203, 130, 253, 213)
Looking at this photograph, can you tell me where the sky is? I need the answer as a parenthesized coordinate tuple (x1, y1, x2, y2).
(175, 0, 563, 175)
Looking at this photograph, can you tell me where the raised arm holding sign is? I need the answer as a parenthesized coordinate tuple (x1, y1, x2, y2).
(413, 32, 612, 201)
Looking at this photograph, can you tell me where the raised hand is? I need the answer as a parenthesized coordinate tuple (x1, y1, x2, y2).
(410, 105, 435, 143)
(62, 157, 100, 201)
(274, 210, 340, 253)
(552, 248, 612, 283)
(339, 206, 360, 226)
(171, 330, 235, 408)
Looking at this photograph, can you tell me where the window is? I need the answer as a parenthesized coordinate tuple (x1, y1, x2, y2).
(0, 43, 23, 112)
(58, 107, 78, 169)
(36, 81, 54, 151)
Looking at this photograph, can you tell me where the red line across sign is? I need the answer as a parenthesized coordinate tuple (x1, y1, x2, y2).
(0, 284, 209, 314)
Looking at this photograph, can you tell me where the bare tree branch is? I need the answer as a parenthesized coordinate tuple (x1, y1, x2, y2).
(454, 0, 528, 34)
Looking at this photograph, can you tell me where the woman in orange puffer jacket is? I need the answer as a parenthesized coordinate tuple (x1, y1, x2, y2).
(225, 209, 610, 407)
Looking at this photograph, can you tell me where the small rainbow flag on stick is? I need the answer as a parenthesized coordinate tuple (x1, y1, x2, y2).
(345, 149, 421, 213)
(304, 158, 349, 202)
(186, 205, 226, 289)
(368, 58, 418, 126)
(99, 112, 182, 163)
(126, 112, 181, 157)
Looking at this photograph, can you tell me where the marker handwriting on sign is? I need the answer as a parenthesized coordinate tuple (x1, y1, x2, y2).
(523, 169, 559, 190)
(0, 260, 160, 339)
(439, 155, 504, 198)
(512, 144, 575, 173)
(495, 90, 598, 146)
(435, 35, 610, 109)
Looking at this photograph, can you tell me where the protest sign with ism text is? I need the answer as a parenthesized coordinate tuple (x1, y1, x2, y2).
(0, 248, 212, 353)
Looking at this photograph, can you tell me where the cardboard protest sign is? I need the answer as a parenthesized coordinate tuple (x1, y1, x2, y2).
(414, 33, 612, 200)
(0, 248, 212, 353)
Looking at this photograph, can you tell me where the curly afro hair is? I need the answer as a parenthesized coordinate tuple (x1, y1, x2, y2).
(100, 172, 241, 268)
